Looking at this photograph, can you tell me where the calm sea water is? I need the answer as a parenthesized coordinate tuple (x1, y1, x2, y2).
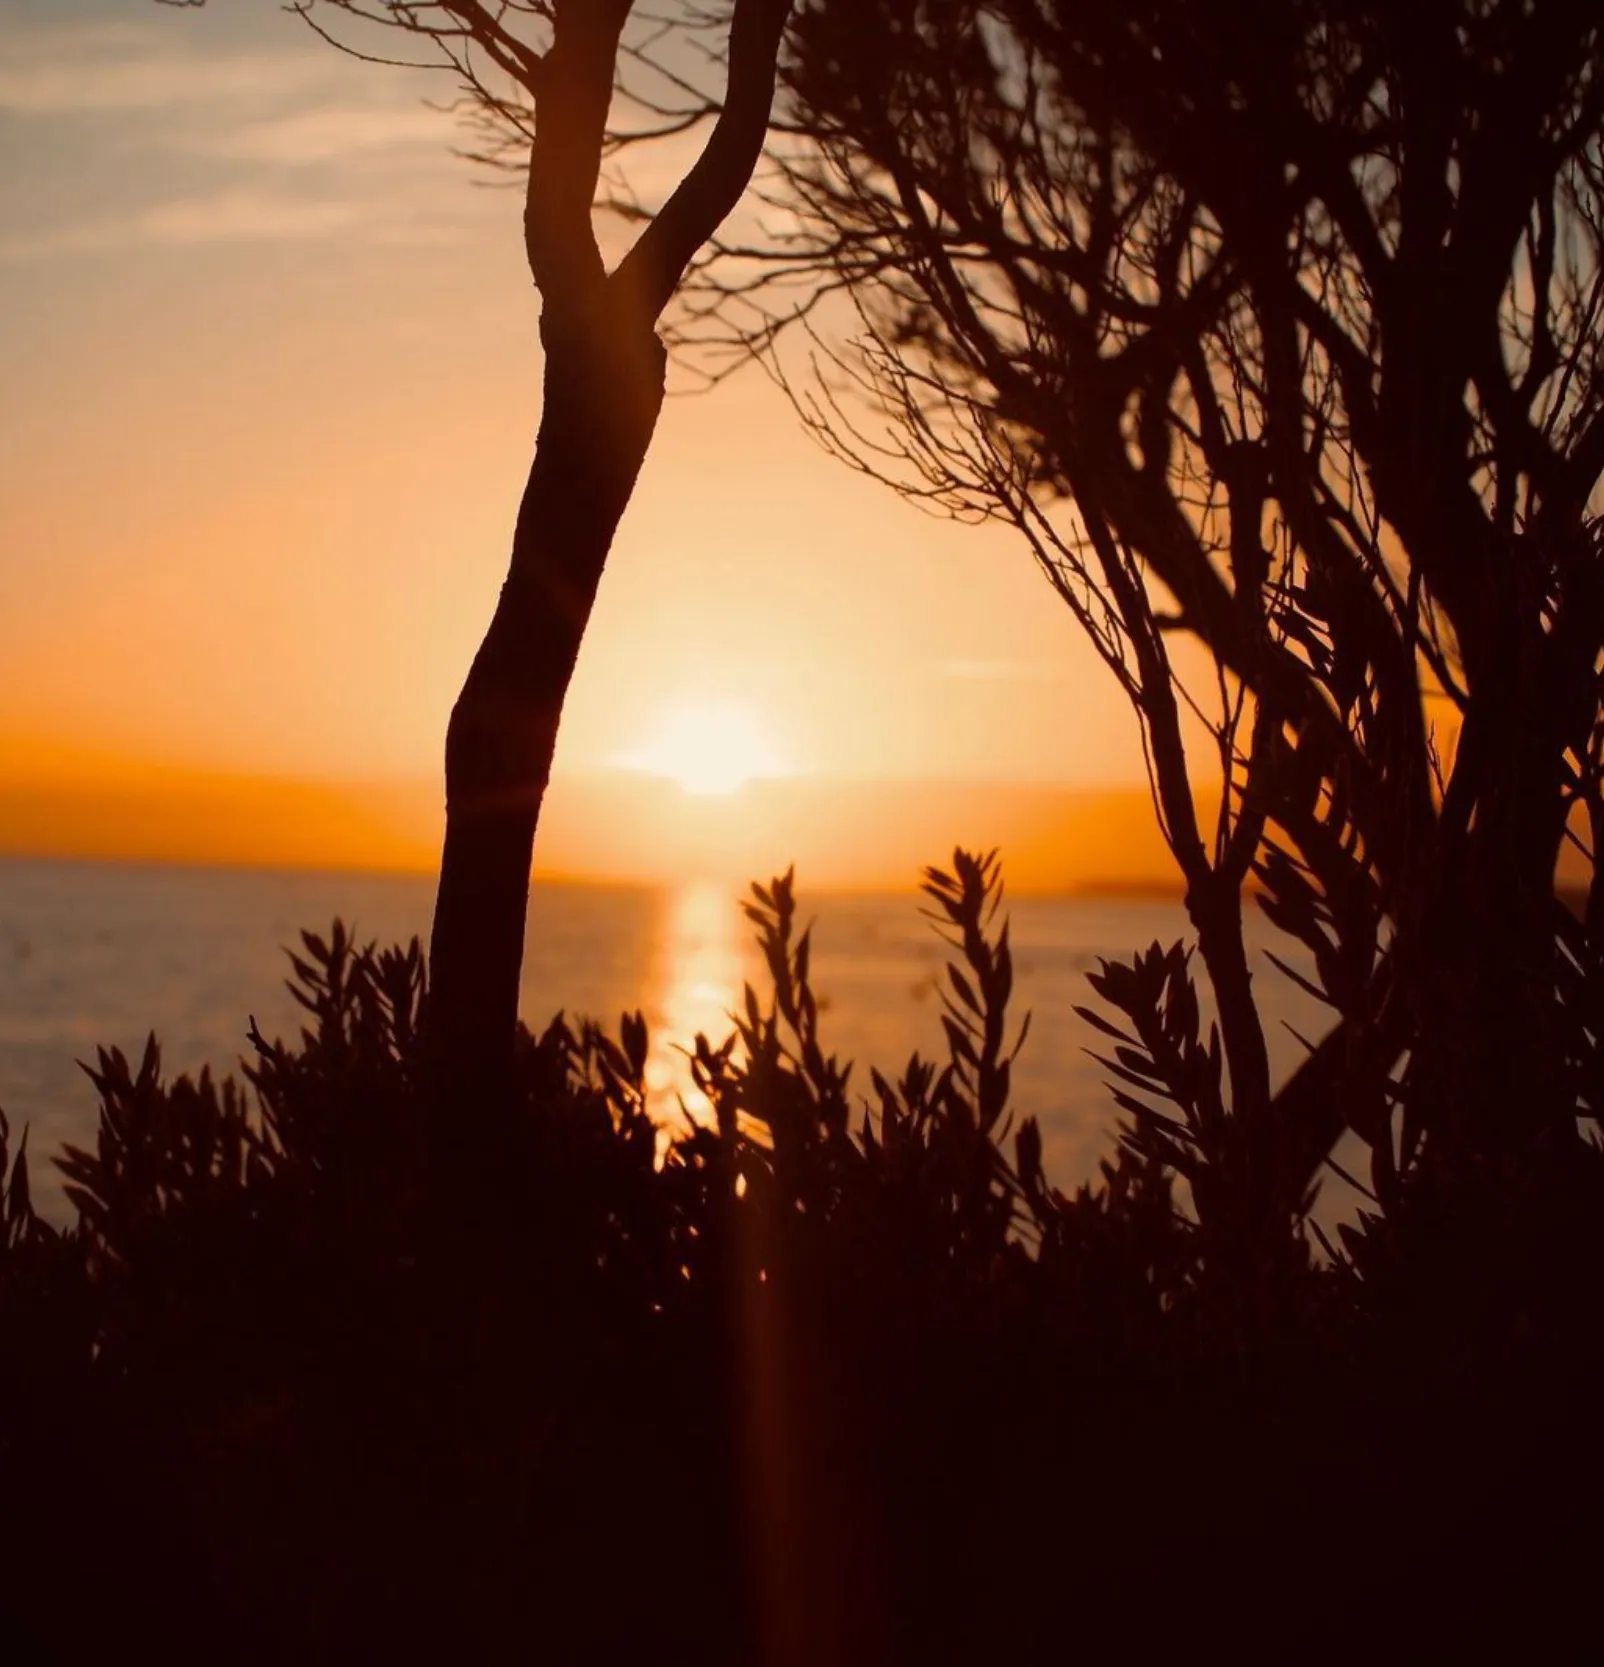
(0, 858, 1343, 1224)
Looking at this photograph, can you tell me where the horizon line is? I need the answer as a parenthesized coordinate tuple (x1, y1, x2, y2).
(0, 844, 1189, 901)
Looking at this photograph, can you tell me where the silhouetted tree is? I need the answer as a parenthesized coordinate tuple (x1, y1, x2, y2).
(170, 0, 793, 1094)
(693, 0, 1604, 1290)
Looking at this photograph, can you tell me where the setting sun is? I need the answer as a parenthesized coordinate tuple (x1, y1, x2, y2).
(615, 697, 791, 797)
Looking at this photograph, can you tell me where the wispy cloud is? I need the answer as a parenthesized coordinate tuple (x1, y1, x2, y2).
(192, 105, 458, 166)
(0, 17, 458, 165)
(0, 18, 481, 263)
(0, 189, 366, 263)
(0, 19, 338, 116)
(140, 187, 363, 244)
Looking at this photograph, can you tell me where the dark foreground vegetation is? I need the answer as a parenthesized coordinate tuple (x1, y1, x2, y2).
(1, 853, 1599, 1664)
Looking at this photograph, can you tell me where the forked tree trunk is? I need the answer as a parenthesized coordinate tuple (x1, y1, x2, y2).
(427, 302, 667, 1094)
(403, 0, 791, 1100)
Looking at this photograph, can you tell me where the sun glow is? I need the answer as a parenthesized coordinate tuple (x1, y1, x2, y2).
(616, 696, 790, 797)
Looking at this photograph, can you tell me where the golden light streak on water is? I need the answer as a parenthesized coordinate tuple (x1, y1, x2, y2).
(644, 881, 748, 1132)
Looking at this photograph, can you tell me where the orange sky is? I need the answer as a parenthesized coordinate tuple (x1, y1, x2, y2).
(0, 1, 1191, 891)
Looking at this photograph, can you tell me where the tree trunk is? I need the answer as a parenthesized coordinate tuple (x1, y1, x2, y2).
(427, 303, 667, 1098)
(1415, 714, 1572, 1168)
(1406, 552, 1581, 1182)
(1188, 878, 1272, 1128)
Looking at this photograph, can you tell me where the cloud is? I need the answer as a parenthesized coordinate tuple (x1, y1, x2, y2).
(139, 187, 363, 244)
(192, 105, 458, 166)
(0, 19, 481, 263)
(0, 188, 365, 263)
(0, 20, 333, 116)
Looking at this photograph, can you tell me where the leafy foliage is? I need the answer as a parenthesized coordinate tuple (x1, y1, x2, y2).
(0, 855, 1598, 1660)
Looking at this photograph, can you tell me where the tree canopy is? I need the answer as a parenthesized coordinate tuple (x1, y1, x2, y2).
(696, 0, 1604, 1252)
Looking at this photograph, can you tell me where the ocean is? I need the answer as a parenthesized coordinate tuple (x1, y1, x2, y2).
(0, 857, 1349, 1225)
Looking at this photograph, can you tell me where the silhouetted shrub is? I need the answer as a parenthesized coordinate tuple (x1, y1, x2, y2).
(0, 854, 1599, 1663)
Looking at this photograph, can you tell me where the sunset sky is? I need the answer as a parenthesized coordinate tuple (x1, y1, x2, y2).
(0, 0, 1181, 890)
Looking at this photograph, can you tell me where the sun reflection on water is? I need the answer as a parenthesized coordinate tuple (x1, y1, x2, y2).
(644, 881, 748, 1131)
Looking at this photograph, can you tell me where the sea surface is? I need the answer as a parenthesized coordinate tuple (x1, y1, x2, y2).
(0, 857, 1348, 1224)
